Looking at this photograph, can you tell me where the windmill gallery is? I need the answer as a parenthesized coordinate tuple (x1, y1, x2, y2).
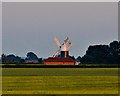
(44, 37, 76, 65)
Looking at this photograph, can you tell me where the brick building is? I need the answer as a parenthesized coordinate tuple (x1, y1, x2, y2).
(44, 57, 76, 65)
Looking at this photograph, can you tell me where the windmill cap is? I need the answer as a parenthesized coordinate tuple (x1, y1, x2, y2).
(61, 44, 68, 51)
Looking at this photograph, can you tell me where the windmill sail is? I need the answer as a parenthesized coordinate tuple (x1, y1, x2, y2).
(53, 50, 59, 57)
(54, 36, 61, 48)
(53, 36, 72, 58)
(67, 41, 72, 51)
(64, 37, 69, 44)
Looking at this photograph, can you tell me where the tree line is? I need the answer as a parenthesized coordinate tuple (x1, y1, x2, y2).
(1, 52, 42, 64)
(0, 40, 120, 64)
(80, 41, 120, 64)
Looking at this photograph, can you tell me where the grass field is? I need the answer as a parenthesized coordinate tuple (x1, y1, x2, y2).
(2, 68, 119, 94)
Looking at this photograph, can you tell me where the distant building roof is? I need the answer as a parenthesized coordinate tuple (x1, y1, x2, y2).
(25, 59, 38, 63)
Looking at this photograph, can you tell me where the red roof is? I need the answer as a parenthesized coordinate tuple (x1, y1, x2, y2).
(44, 57, 76, 62)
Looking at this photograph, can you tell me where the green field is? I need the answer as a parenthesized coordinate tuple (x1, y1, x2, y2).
(2, 68, 119, 94)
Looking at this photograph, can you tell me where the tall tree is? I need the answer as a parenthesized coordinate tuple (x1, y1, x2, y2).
(26, 52, 38, 60)
(81, 41, 120, 64)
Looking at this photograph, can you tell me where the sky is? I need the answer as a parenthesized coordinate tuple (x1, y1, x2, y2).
(2, 2, 118, 58)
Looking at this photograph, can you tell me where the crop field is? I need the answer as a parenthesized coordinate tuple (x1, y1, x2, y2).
(2, 68, 119, 95)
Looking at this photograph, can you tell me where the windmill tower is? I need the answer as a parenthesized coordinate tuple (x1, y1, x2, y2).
(53, 36, 72, 58)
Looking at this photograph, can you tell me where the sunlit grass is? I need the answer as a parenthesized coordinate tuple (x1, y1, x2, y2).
(2, 68, 119, 94)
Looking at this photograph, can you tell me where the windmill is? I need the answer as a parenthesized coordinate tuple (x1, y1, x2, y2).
(53, 36, 72, 58)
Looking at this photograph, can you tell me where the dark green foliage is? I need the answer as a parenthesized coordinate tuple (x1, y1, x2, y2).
(1, 52, 43, 64)
(38, 58, 43, 64)
(2, 54, 21, 64)
(81, 41, 120, 64)
(76, 56, 81, 62)
(26, 52, 38, 60)
(20, 59, 25, 64)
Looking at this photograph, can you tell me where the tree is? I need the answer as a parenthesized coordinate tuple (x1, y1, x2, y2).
(6, 54, 21, 64)
(38, 58, 43, 64)
(1, 54, 7, 64)
(20, 59, 25, 64)
(81, 41, 120, 64)
(1, 54, 22, 64)
(25, 52, 39, 63)
(76, 56, 81, 62)
(109, 41, 120, 64)
(26, 52, 38, 60)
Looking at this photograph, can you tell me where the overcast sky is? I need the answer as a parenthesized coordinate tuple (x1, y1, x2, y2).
(2, 2, 118, 58)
